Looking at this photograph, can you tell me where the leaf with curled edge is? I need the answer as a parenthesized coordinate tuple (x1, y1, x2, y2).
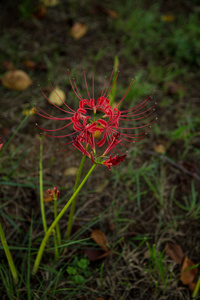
(180, 256, 198, 291)
(91, 229, 109, 252)
(165, 242, 184, 265)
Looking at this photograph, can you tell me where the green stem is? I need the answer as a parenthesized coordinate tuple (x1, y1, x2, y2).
(53, 229, 59, 261)
(54, 199, 61, 246)
(32, 164, 96, 275)
(192, 275, 200, 299)
(39, 138, 47, 234)
(65, 154, 87, 239)
(0, 223, 18, 285)
(0, 113, 29, 158)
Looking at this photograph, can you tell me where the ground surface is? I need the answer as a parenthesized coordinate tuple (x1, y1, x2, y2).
(0, 0, 200, 299)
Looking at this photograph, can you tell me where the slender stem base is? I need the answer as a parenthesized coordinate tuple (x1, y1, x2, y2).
(32, 164, 96, 275)
(65, 154, 87, 239)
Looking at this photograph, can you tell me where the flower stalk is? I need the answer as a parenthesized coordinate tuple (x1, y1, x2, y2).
(65, 153, 87, 240)
(39, 135, 47, 234)
(32, 163, 96, 275)
(0, 223, 19, 285)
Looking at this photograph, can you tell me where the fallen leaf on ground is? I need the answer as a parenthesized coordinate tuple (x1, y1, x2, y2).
(63, 166, 78, 176)
(105, 9, 119, 19)
(153, 144, 166, 154)
(91, 229, 109, 252)
(84, 248, 111, 261)
(70, 22, 88, 40)
(1, 70, 32, 90)
(180, 256, 198, 290)
(41, 0, 59, 7)
(23, 60, 48, 71)
(23, 60, 36, 69)
(33, 5, 46, 19)
(49, 86, 66, 106)
(161, 15, 175, 22)
(165, 242, 184, 265)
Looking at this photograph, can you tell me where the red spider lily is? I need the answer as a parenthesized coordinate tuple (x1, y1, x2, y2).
(35, 69, 157, 169)
(102, 154, 127, 170)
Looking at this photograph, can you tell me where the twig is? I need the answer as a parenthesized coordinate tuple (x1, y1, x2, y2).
(142, 150, 200, 181)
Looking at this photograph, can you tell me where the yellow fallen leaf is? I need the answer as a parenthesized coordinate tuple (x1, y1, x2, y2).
(49, 86, 66, 106)
(1, 70, 32, 91)
(161, 15, 175, 22)
(70, 22, 88, 40)
(41, 0, 59, 7)
(153, 144, 166, 154)
(63, 166, 79, 176)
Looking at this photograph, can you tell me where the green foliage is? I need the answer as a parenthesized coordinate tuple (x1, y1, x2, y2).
(67, 256, 90, 285)
(145, 243, 173, 295)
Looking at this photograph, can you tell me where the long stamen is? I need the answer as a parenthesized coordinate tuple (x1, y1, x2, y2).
(106, 70, 119, 98)
(73, 78, 83, 100)
(34, 106, 71, 121)
(83, 68, 91, 99)
(103, 69, 114, 97)
(101, 76, 107, 97)
(35, 122, 73, 132)
(67, 70, 82, 101)
(92, 65, 94, 100)
(115, 77, 136, 109)
(48, 82, 75, 113)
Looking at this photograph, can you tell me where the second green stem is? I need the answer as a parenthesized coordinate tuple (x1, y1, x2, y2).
(65, 154, 87, 239)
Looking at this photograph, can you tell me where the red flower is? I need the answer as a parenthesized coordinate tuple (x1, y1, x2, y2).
(35, 69, 156, 169)
(102, 154, 127, 170)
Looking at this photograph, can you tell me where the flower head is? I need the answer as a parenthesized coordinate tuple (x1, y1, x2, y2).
(35, 69, 156, 169)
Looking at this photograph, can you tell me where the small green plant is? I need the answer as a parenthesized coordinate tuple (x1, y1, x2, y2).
(175, 181, 200, 219)
(145, 243, 173, 295)
(67, 257, 90, 284)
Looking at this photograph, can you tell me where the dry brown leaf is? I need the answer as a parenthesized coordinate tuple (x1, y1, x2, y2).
(105, 9, 119, 19)
(41, 0, 59, 7)
(91, 229, 109, 252)
(84, 248, 105, 261)
(165, 242, 184, 265)
(95, 298, 105, 300)
(63, 166, 78, 176)
(180, 256, 198, 290)
(153, 144, 166, 154)
(33, 5, 46, 19)
(23, 60, 36, 69)
(70, 22, 88, 40)
(1, 70, 32, 91)
(49, 86, 66, 106)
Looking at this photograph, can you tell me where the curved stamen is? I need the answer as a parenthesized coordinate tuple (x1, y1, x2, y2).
(36, 121, 73, 132)
(48, 82, 75, 113)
